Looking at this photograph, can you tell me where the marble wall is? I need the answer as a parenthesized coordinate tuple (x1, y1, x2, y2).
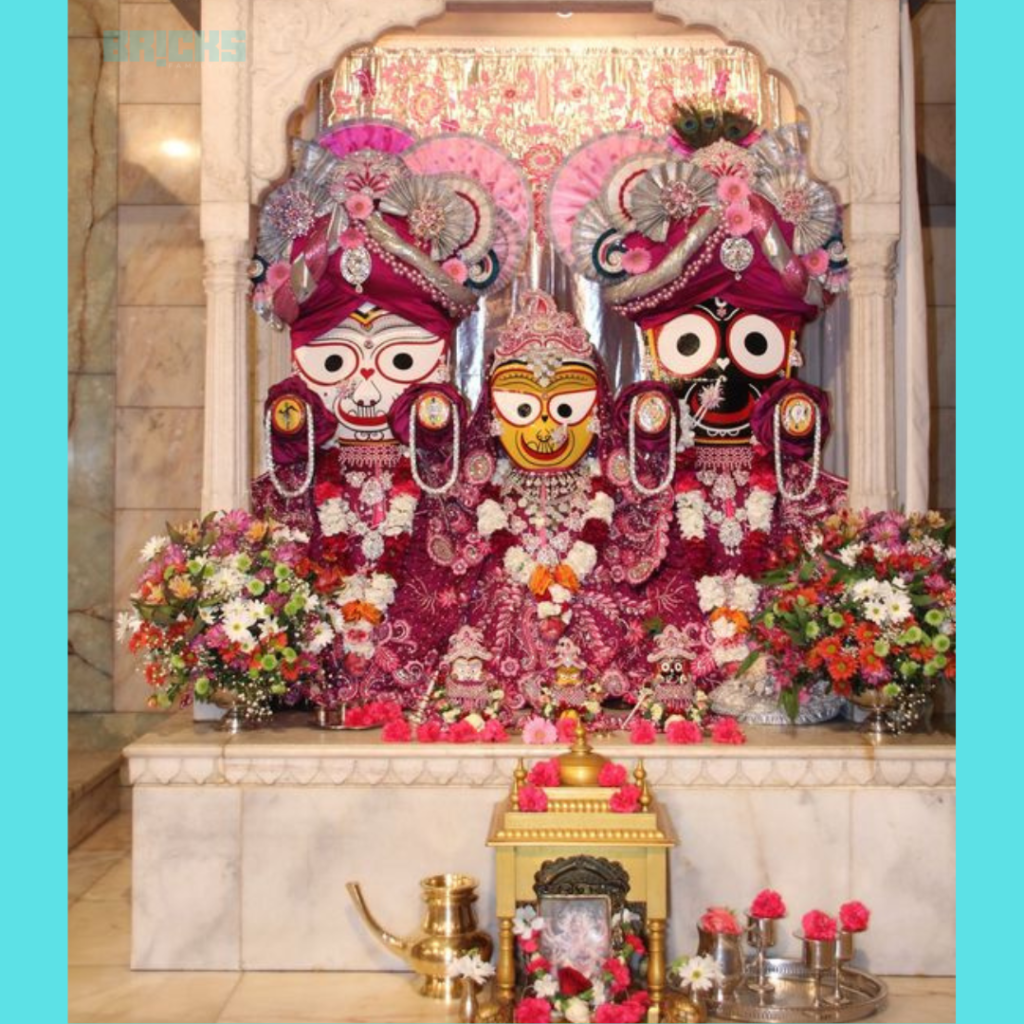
(68, 1, 957, 746)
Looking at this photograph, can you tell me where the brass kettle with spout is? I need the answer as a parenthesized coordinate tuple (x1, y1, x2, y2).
(347, 874, 494, 999)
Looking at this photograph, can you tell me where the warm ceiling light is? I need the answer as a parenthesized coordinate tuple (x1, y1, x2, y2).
(160, 139, 192, 159)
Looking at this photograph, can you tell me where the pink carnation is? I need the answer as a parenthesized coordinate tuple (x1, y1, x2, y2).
(266, 261, 291, 289)
(622, 247, 652, 275)
(839, 901, 871, 933)
(609, 784, 641, 814)
(802, 248, 830, 276)
(629, 719, 657, 744)
(723, 201, 754, 237)
(750, 889, 787, 919)
(595, 1004, 634, 1024)
(447, 719, 479, 744)
(528, 758, 562, 788)
(344, 192, 374, 220)
(339, 226, 366, 250)
(602, 956, 631, 994)
(556, 714, 580, 743)
(416, 720, 442, 743)
(802, 910, 838, 941)
(717, 175, 750, 204)
(441, 257, 469, 284)
(666, 719, 703, 744)
(518, 784, 549, 813)
(711, 718, 746, 745)
(515, 997, 552, 1024)
(522, 716, 558, 745)
(481, 719, 509, 743)
(381, 719, 412, 743)
(700, 906, 742, 935)
(597, 761, 628, 788)
(527, 956, 552, 975)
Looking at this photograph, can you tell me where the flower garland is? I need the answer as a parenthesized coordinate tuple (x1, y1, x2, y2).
(513, 905, 650, 1024)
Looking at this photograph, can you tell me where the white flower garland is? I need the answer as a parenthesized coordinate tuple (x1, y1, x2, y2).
(674, 482, 776, 553)
(327, 571, 399, 656)
(318, 478, 418, 563)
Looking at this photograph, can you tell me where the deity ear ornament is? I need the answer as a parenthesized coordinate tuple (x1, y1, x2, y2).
(389, 383, 467, 496)
(262, 377, 337, 498)
(613, 382, 678, 496)
(750, 379, 832, 500)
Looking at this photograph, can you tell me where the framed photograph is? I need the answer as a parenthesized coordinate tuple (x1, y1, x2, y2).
(538, 895, 613, 978)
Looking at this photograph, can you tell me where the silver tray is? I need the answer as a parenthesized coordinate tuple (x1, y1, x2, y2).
(712, 958, 887, 1023)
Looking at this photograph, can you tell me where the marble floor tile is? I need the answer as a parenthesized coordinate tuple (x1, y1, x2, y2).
(69, 851, 123, 906)
(75, 811, 133, 853)
(68, 899, 131, 967)
(69, 966, 241, 1024)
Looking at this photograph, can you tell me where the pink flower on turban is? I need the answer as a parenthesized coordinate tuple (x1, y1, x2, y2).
(723, 202, 754, 237)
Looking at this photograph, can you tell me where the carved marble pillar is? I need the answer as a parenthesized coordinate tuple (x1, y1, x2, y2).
(201, 210, 254, 512)
(845, 229, 899, 511)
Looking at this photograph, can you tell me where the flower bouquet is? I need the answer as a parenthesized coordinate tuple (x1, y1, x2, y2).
(740, 509, 955, 722)
(118, 511, 333, 723)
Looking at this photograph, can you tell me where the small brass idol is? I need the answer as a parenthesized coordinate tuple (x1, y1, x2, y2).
(347, 874, 493, 999)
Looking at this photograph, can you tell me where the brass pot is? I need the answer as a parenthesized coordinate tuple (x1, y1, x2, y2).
(348, 874, 493, 1000)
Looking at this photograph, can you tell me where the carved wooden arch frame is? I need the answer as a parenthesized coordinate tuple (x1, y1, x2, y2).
(199, 0, 901, 514)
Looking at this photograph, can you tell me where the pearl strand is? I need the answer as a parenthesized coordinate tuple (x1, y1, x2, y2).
(627, 394, 677, 496)
(265, 404, 316, 499)
(409, 399, 461, 496)
(773, 401, 822, 501)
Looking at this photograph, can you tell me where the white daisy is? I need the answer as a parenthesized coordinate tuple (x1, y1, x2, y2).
(140, 535, 169, 562)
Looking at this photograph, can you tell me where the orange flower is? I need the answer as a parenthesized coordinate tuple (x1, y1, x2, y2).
(553, 564, 580, 592)
(711, 608, 750, 632)
(342, 600, 383, 625)
(168, 576, 198, 600)
(528, 565, 553, 597)
(827, 654, 856, 684)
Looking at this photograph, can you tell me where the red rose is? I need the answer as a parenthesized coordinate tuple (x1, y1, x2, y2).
(665, 719, 703, 745)
(750, 889, 787, 919)
(700, 906, 742, 935)
(602, 956, 631, 993)
(629, 719, 657, 744)
(839, 900, 870, 933)
(515, 997, 552, 1023)
(609, 784, 641, 814)
(528, 758, 562, 788)
(381, 719, 412, 743)
(518, 784, 549, 813)
(802, 910, 838, 941)
(538, 617, 567, 642)
(710, 717, 746, 745)
(597, 762, 628, 788)
(580, 518, 610, 545)
(558, 966, 592, 997)
(416, 720, 442, 743)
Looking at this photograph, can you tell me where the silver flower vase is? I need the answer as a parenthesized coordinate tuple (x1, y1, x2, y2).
(696, 926, 744, 1004)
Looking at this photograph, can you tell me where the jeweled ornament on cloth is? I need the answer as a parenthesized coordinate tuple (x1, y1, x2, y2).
(432, 291, 640, 715)
(249, 118, 531, 712)
(547, 97, 849, 724)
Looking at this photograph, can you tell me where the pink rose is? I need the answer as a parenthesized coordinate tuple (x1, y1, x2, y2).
(622, 247, 652, 275)
(441, 257, 469, 284)
(710, 718, 746, 745)
(528, 758, 562, 788)
(481, 719, 509, 743)
(839, 901, 871, 933)
(802, 910, 838, 941)
(750, 889, 787, 919)
(629, 719, 657, 744)
(610, 784, 641, 814)
(597, 761, 628, 788)
(717, 175, 750, 204)
(344, 192, 374, 220)
(802, 248, 830, 276)
(723, 202, 754, 237)
(518, 784, 549, 813)
(266, 261, 291, 289)
(665, 719, 703, 745)
(416, 720, 442, 743)
(515, 997, 553, 1024)
(447, 719, 479, 743)
(700, 906, 742, 935)
(556, 714, 580, 744)
(522, 716, 558, 745)
(381, 719, 412, 743)
(602, 956, 631, 994)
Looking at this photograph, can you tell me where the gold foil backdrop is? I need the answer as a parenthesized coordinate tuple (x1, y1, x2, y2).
(328, 45, 784, 406)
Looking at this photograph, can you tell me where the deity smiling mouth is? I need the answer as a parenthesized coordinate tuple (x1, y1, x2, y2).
(517, 432, 572, 464)
(338, 401, 389, 428)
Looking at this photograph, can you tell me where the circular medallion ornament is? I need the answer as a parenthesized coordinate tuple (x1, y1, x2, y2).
(634, 392, 672, 435)
(779, 392, 816, 438)
(464, 449, 496, 485)
(606, 448, 632, 487)
(719, 236, 755, 274)
(271, 394, 307, 435)
(416, 390, 452, 431)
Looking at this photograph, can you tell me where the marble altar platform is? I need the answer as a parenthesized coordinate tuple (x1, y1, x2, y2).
(124, 713, 955, 976)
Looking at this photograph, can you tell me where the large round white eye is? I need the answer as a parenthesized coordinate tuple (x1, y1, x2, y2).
(375, 337, 447, 384)
(654, 312, 719, 378)
(726, 314, 787, 377)
(549, 390, 598, 426)
(493, 391, 542, 426)
(293, 342, 360, 386)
